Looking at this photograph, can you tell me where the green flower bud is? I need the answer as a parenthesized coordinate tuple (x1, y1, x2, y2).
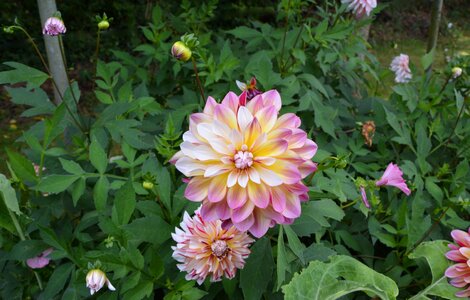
(142, 181, 154, 190)
(98, 20, 110, 30)
(452, 67, 463, 79)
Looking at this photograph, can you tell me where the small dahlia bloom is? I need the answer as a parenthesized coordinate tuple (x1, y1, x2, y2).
(42, 17, 66, 36)
(236, 77, 262, 101)
(171, 41, 192, 62)
(390, 54, 412, 83)
(445, 229, 470, 298)
(341, 0, 377, 18)
(171, 90, 318, 237)
(171, 208, 254, 284)
(26, 248, 53, 269)
(86, 269, 116, 295)
(376, 163, 411, 195)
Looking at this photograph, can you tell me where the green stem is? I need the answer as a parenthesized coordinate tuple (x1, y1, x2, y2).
(58, 36, 80, 108)
(191, 57, 205, 104)
(91, 29, 101, 93)
(280, 0, 291, 72)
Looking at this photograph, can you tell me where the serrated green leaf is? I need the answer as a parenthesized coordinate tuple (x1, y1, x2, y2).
(59, 158, 85, 175)
(112, 182, 135, 225)
(282, 255, 399, 300)
(6, 149, 37, 183)
(90, 137, 108, 174)
(93, 176, 109, 210)
(0, 173, 20, 214)
(36, 175, 80, 194)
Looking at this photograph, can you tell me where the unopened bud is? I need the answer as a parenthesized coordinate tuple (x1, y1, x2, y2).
(452, 67, 462, 79)
(171, 41, 192, 62)
(98, 20, 109, 30)
(142, 181, 154, 190)
(86, 269, 116, 295)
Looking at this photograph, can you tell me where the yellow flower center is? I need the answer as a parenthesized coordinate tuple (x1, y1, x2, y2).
(211, 240, 229, 258)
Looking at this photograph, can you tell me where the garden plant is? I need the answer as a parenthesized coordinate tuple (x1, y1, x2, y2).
(0, 0, 469, 299)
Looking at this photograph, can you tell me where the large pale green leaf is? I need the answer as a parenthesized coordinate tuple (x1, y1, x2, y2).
(0, 173, 20, 214)
(408, 240, 460, 300)
(0, 62, 49, 88)
(112, 182, 136, 225)
(282, 255, 399, 300)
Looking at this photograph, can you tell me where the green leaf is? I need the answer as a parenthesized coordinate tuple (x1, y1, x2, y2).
(277, 226, 288, 290)
(284, 225, 306, 264)
(425, 177, 443, 204)
(71, 177, 86, 206)
(93, 176, 109, 210)
(0, 173, 20, 214)
(95, 90, 114, 104)
(298, 74, 329, 98)
(59, 158, 85, 175)
(408, 241, 460, 300)
(6, 149, 37, 183)
(0, 62, 49, 88)
(39, 263, 74, 300)
(8, 240, 48, 260)
(156, 163, 172, 212)
(421, 48, 435, 70)
(282, 255, 399, 300)
(90, 136, 108, 174)
(240, 237, 274, 300)
(5, 87, 55, 117)
(123, 216, 171, 246)
(36, 175, 80, 194)
(112, 182, 136, 225)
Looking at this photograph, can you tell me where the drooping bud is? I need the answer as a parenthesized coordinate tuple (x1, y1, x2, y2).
(171, 41, 192, 62)
(361, 120, 376, 147)
(86, 269, 116, 295)
(452, 67, 463, 79)
(42, 16, 66, 36)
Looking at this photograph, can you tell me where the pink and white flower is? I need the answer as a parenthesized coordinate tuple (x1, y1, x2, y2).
(342, 0, 377, 18)
(42, 17, 66, 36)
(171, 208, 254, 284)
(86, 269, 116, 295)
(445, 228, 470, 298)
(376, 163, 411, 195)
(171, 90, 317, 237)
(236, 77, 262, 101)
(390, 54, 412, 83)
(26, 248, 53, 269)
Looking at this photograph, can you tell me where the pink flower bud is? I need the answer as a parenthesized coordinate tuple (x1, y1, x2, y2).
(42, 17, 66, 36)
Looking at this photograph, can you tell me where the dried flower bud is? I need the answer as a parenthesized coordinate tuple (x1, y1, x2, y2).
(98, 20, 110, 30)
(361, 120, 376, 147)
(452, 67, 463, 79)
(171, 41, 192, 62)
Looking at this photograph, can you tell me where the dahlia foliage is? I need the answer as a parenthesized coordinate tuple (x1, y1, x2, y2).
(390, 54, 412, 83)
(171, 208, 254, 284)
(171, 90, 317, 237)
(445, 229, 470, 298)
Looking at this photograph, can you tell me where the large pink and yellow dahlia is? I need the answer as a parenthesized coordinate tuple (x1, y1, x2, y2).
(171, 90, 317, 237)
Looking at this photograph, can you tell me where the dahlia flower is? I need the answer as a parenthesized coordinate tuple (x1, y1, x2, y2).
(236, 77, 262, 101)
(445, 229, 470, 298)
(86, 269, 116, 295)
(26, 248, 53, 269)
(42, 17, 66, 36)
(342, 0, 377, 18)
(376, 163, 411, 195)
(171, 90, 317, 237)
(171, 208, 254, 284)
(390, 54, 412, 83)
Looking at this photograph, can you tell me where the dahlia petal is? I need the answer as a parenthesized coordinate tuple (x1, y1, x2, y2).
(254, 165, 283, 186)
(212, 120, 232, 141)
(456, 288, 470, 298)
(221, 91, 240, 113)
(293, 139, 318, 159)
(445, 264, 466, 278)
(283, 193, 302, 219)
(182, 131, 200, 143)
(250, 210, 272, 238)
(271, 187, 286, 213)
(247, 181, 270, 209)
(175, 157, 206, 177)
(287, 129, 307, 149)
(208, 175, 228, 203)
(450, 278, 468, 288)
(26, 257, 50, 269)
(245, 94, 264, 115)
(185, 177, 210, 202)
(227, 170, 239, 188)
(181, 142, 219, 161)
(299, 160, 318, 178)
(229, 129, 243, 149)
(459, 247, 470, 259)
(204, 164, 231, 177)
(237, 106, 254, 132)
(227, 185, 247, 209)
(244, 118, 262, 147)
(203, 96, 218, 115)
(200, 202, 230, 221)
(268, 128, 292, 140)
(268, 160, 302, 184)
(262, 90, 282, 111)
(248, 168, 261, 184)
(238, 172, 249, 188)
(452, 230, 470, 247)
(254, 139, 288, 157)
(255, 105, 278, 132)
(232, 201, 255, 223)
(274, 113, 301, 129)
(215, 103, 238, 129)
(255, 156, 276, 166)
(233, 214, 255, 232)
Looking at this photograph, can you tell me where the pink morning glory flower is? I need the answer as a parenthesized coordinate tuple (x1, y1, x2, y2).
(376, 163, 411, 195)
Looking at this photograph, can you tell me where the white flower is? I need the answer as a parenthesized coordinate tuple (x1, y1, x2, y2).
(452, 67, 463, 79)
(390, 54, 412, 83)
(342, 0, 377, 18)
(86, 269, 116, 295)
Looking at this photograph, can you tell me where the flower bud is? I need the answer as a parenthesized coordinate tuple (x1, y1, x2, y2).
(452, 67, 463, 79)
(42, 16, 66, 36)
(171, 41, 192, 62)
(98, 20, 110, 30)
(142, 181, 154, 190)
(86, 269, 116, 295)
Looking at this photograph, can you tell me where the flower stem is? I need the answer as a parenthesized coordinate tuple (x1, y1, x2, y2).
(58, 35, 80, 108)
(191, 57, 205, 103)
(280, 0, 291, 72)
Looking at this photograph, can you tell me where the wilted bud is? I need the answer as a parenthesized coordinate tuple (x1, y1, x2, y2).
(361, 120, 376, 147)
(98, 20, 109, 30)
(142, 181, 154, 190)
(42, 16, 66, 36)
(452, 67, 463, 79)
(171, 41, 192, 62)
(86, 269, 116, 295)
